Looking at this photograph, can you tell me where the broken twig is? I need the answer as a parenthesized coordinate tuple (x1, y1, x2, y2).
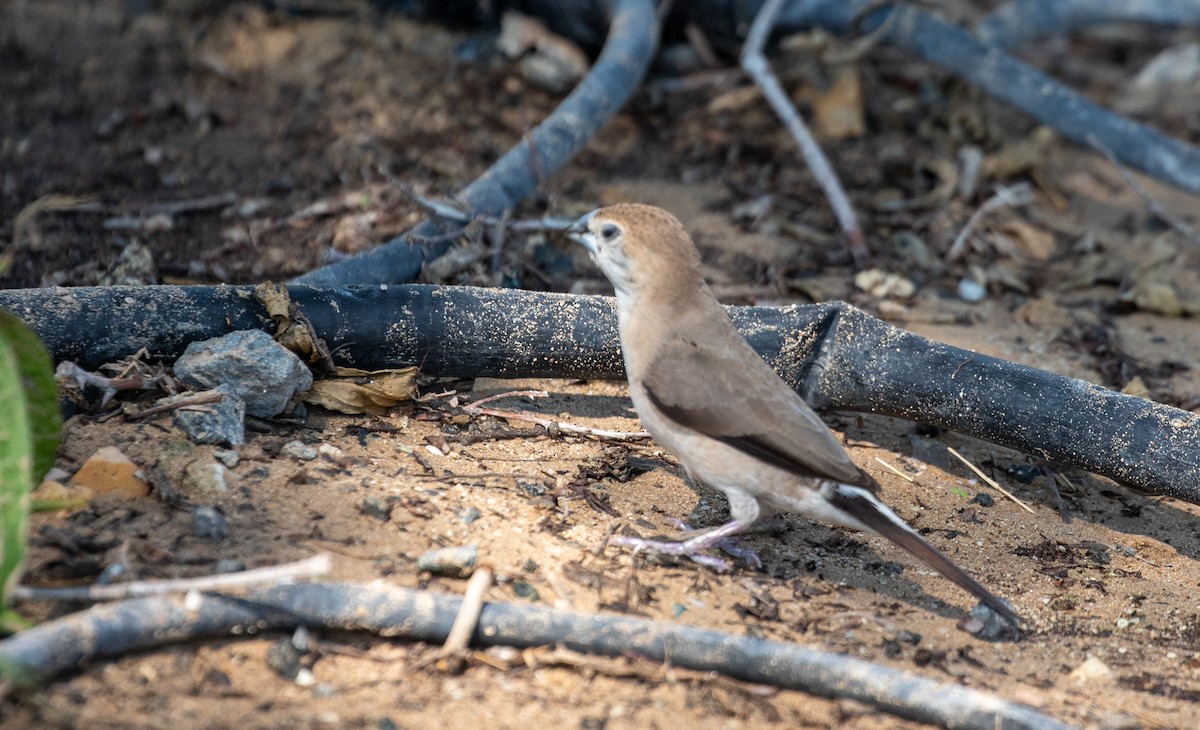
(740, 0, 869, 265)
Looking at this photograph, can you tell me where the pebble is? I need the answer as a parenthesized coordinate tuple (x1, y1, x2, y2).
(417, 545, 477, 577)
(957, 276, 987, 302)
(281, 440, 318, 461)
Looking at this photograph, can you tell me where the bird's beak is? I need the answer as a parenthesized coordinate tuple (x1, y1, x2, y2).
(565, 209, 599, 254)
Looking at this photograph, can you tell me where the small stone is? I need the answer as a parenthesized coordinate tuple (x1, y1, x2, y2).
(957, 277, 987, 302)
(171, 385, 246, 447)
(281, 440, 318, 461)
(359, 496, 394, 521)
(457, 506, 482, 524)
(70, 446, 150, 499)
(417, 545, 477, 577)
(192, 505, 229, 541)
(174, 329, 313, 418)
(267, 637, 305, 680)
(183, 460, 229, 494)
(1068, 656, 1113, 684)
(970, 492, 995, 507)
(854, 268, 916, 299)
(213, 449, 241, 468)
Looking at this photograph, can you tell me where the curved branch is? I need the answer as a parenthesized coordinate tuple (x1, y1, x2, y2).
(1, 284, 1196, 503)
(0, 583, 1071, 729)
(294, 0, 659, 286)
(976, 0, 1200, 48)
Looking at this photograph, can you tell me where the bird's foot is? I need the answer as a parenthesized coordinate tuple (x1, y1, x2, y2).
(609, 519, 759, 571)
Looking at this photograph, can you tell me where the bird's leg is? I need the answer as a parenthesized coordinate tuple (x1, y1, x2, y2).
(609, 518, 757, 572)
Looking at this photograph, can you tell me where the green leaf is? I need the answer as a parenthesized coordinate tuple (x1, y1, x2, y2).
(0, 308, 62, 630)
(0, 310, 60, 481)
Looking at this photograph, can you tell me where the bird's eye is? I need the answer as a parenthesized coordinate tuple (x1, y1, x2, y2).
(599, 223, 621, 242)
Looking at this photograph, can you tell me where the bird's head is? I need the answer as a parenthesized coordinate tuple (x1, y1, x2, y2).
(566, 203, 702, 302)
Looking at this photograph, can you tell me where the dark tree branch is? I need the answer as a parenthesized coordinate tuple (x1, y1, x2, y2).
(294, 0, 659, 286)
(0, 583, 1071, 729)
(1, 284, 1196, 504)
(976, 0, 1200, 48)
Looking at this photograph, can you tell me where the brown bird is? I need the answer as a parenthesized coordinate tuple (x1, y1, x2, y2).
(568, 203, 1017, 623)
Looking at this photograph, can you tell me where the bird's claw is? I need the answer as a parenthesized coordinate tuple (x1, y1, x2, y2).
(608, 530, 761, 571)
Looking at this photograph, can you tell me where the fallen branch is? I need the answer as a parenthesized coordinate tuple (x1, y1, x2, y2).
(0, 583, 1071, 729)
(9, 554, 332, 603)
(976, 0, 1200, 48)
(1, 284, 1196, 503)
(294, 0, 659, 286)
(740, 0, 868, 265)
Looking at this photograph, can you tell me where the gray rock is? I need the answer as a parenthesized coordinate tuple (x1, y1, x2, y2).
(192, 504, 229, 541)
(172, 385, 246, 447)
(174, 329, 312, 418)
(280, 440, 318, 461)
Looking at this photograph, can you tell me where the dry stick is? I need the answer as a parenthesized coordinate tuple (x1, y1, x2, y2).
(0, 583, 1072, 729)
(740, 0, 870, 265)
(1087, 133, 1200, 248)
(10, 553, 332, 602)
(441, 566, 494, 655)
(873, 456, 916, 483)
(946, 446, 1036, 514)
(946, 182, 1035, 261)
(127, 390, 225, 420)
(467, 389, 549, 410)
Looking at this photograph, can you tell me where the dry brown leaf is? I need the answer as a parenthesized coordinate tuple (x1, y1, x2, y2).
(982, 127, 1055, 180)
(808, 66, 864, 140)
(708, 85, 762, 115)
(996, 219, 1056, 261)
(1121, 376, 1150, 398)
(1118, 236, 1200, 317)
(254, 281, 333, 370)
(305, 367, 418, 415)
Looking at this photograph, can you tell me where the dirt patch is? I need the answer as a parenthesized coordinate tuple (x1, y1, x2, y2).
(3, 2, 1200, 728)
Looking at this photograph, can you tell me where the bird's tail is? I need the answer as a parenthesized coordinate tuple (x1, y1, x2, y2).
(822, 483, 1019, 624)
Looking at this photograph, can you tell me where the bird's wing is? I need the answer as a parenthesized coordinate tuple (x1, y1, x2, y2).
(640, 331, 875, 490)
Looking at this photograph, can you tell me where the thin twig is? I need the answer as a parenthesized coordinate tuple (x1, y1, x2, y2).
(1087, 133, 1200, 248)
(127, 390, 224, 420)
(946, 182, 1035, 261)
(467, 390, 549, 410)
(441, 566, 494, 654)
(740, 0, 869, 265)
(946, 446, 1036, 514)
(873, 456, 916, 483)
(11, 553, 332, 602)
